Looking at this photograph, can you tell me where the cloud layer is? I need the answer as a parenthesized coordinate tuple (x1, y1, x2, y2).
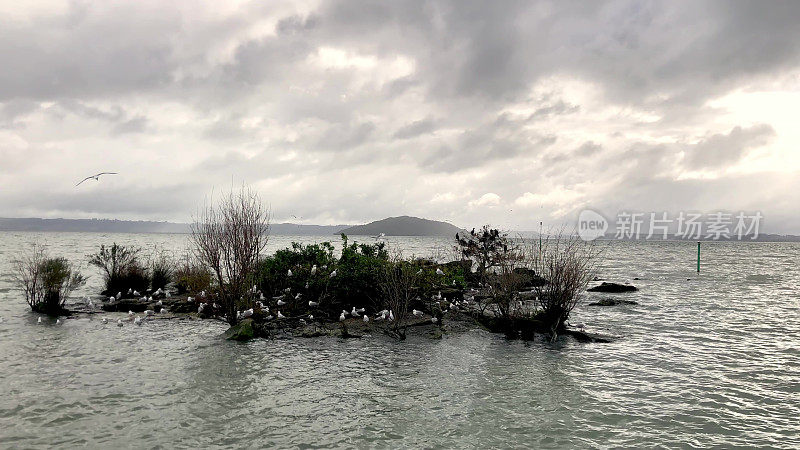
(2, 1, 800, 232)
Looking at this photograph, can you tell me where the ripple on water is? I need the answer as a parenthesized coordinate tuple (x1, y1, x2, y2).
(0, 235, 799, 448)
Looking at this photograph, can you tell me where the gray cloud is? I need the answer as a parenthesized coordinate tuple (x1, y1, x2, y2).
(1, 1, 800, 232)
(683, 124, 775, 170)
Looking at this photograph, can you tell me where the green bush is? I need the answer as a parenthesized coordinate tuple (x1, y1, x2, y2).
(13, 245, 86, 314)
(174, 254, 212, 295)
(89, 243, 149, 295)
(256, 241, 336, 297)
(254, 236, 390, 318)
(329, 235, 390, 310)
(149, 250, 174, 290)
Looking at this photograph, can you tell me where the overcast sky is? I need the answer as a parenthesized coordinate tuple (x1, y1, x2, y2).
(2, 1, 800, 232)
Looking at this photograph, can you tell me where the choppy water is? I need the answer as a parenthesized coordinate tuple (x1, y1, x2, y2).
(0, 232, 798, 448)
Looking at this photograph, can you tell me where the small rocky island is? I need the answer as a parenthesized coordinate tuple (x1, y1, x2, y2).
(13, 189, 618, 344)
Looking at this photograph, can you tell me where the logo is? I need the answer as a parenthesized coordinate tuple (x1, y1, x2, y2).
(578, 209, 608, 241)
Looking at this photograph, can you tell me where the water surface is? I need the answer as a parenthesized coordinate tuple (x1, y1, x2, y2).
(1, 232, 798, 448)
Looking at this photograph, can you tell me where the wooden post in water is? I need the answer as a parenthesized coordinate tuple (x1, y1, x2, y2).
(697, 241, 701, 273)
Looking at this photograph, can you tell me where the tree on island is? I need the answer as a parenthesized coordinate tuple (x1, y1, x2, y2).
(191, 187, 270, 326)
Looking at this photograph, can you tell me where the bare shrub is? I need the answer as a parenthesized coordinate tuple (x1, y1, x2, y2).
(529, 232, 601, 334)
(14, 244, 86, 314)
(379, 253, 422, 340)
(191, 187, 270, 325)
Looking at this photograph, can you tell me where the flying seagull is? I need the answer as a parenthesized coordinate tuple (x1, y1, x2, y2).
(76, 172, 117, 186)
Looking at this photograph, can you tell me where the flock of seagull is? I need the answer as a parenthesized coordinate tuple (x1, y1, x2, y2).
(20, 262, 471, 329)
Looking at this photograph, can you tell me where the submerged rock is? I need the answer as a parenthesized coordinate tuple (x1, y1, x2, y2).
(224, 318, 255, 341)
(587, 282, 638, 293)
(587, 298, 639, 306)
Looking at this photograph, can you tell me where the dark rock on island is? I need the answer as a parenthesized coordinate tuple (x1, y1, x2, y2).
(224, 318, 255, 341)
(587, 282, 638, 293)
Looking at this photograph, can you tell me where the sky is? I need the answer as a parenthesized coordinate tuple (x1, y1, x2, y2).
(2, 0, 800, 233)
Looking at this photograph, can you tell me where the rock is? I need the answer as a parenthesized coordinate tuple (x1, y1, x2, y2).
(587, 282, 638, 293)
(587, 298, 638, 306)
(564, 329, 615, 343)
(224, 318, 255, 341)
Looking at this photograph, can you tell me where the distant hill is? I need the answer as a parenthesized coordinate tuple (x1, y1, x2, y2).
(340, 216, 463, 236)
(0, 217, 350, 236)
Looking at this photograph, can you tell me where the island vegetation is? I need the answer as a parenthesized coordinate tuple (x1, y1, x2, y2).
(11, 187, 604, 342)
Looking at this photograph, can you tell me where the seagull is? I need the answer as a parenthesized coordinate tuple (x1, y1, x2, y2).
(431, 317, 438, 324)
(117, 319, 124, 327)
(127, 288, 132, 295)
(187, 296, 194, 302)
(388, 310, 395, 321)
(165, 292, 171, 298)
(159, 308, 167, 314)
(308, 300, 319, 307)
(294, 293, 302, 300)
(299, 319, 307, 325)
(372, 233, 386, 240)
(277, 298, 287, 306)
(416, 268, 423, 275)
(436, 268, 445, 276)
(108, 296, 115, 302)
(339, 312, 346, 322)
(134, 316, 142, 326)
(128, 310, 134, 317)
(145, 309, 154, 316)
(76, 172, 117, 186)
(56, 319, 62, 325)
(277, 311, 285, 319)
(311, 265, 317, 275)
(363, 315, 369, 323)
(308, 314, 314, 320)
(329, 270, 337, 278)
(156, 300, 162, 306)
(412, 309, 423, 317)
(287, 269, 293, 277)
(241, 308, 253, 319)
(102, 317, 108, 324)
(116, 291, 122, 300)
(133, 290, 140, 297)
(37, 316, 42, 324)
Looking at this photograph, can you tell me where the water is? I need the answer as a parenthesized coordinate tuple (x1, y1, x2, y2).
(1, 232, 798, 448)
